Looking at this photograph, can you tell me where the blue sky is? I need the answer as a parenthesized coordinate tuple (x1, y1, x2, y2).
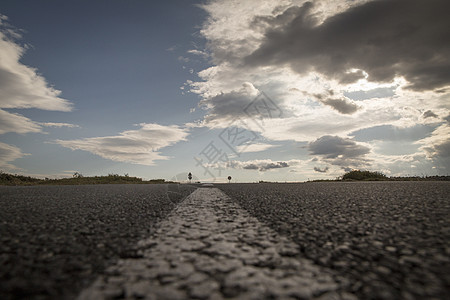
(0, 0, 449, 182)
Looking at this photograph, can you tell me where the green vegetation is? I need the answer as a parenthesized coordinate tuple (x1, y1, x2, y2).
(311, 170, 449, 182)
(340, 170, 449, 181)
(342, 170, 388, 181)
(0, 172, 41, 185)
(0, 171, 174, 186)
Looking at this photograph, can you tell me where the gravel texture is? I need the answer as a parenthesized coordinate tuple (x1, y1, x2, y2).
(0, 184, 196, 300)
(78, 187, 354, 300)
(217, 181, 450, 299)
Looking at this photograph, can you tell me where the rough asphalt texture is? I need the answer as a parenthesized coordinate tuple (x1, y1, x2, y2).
(217, 181, 450, 299)
(1, 182, 449, 299)
(0, 184, 196, 300)
(78, 188, 354, 300)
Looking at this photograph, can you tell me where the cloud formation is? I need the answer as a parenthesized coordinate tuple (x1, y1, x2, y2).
(246, 0, 450, 91)
(312, 91, 359, 114)
(0, 24, 71, 112)
(0, 142, 28, 170)
(236, 143, 278, 153)
(320, 98, 359, 115)
(247, 161, 289, 171)
(190, 0, 450, 179)
(56, 123, 189, 166)
(350, 125, 436, 142)
(0, 15, 76, 172)
(39, 122, 80, 128)
(0, 109, 41, 134)
(0, 16, 73, 134)
(308, 135, 371, 168)
(422, 110, 438, 119)
(313, 166, 329, 173)
(225, 159, 292, 172)
(198, 82, 259, 125)
(419, 124, 450, 159)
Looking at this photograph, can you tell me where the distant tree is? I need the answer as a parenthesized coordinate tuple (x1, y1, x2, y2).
(342, 170, 387, 181)
(188, 172, 192, 183)
(228, 176, 232, 183)
(149, 179, 165, 183)
(73, 172, 83, 178)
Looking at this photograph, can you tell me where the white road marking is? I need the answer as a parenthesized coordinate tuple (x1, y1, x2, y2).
(78, 188, 352, 299)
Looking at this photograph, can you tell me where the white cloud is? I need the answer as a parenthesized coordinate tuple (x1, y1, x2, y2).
(0, 31, 72, 111)
(55, 123, 189, 166)
(236, 143, 278, 153)
(0, 109, 42, 134)
(187, 49, 209, 58)
(418, 123, 450, 159)
(308, 135, 371, 168)
(0, 15, 76, 172)
(0, 142, 29, 171)
(0, 16, 73, 138)
(191, 0, 450, 151)
(39, 122, 80, 128)
(218, 158, 302, 172)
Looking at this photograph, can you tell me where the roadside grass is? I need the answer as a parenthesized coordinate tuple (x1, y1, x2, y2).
(0, 172, 172, 186)
(1, 170, 448, 185)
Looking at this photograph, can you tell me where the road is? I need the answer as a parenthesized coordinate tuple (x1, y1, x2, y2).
(78, 188, 351, 300)
(217, 181, 450, 299)
(1, 182, 449, 299)
(0, 184, 196, 300)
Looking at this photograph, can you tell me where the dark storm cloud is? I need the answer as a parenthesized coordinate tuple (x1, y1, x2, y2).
(243, 164, 259, 170)
(313, 166, 329, 173)
(311, 90, 359, 114)
(246, 0, 450, 91)
(308, 135, 370, 167)
(434, 140, 450, 157)
(425, 138, 450, 159)
(320, 97, 359, 114)
(260, 161, 289, 171)
(242, 161, 289, 171)
(199, 87, 255, 123)
(445, 115, 450, 124)
(422, 110, 438, 119)
(309, 135, 370, 158)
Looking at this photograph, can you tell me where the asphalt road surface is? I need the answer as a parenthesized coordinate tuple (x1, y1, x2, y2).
(217, 181, 450, 299)
(0, 184, 196, 300)
(1, 182, 449, 299)
(78, 188, 351, 300)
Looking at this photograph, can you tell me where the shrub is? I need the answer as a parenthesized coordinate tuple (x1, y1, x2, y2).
(342, 170, 387, 181)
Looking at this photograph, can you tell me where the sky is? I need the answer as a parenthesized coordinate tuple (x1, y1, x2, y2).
(0, 0, 449, 182)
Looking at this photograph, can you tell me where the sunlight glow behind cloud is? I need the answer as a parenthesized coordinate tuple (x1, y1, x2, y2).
(188, 0, 450, 176)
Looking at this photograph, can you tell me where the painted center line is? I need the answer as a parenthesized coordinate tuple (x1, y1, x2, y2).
(78, 188, 351, 300)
